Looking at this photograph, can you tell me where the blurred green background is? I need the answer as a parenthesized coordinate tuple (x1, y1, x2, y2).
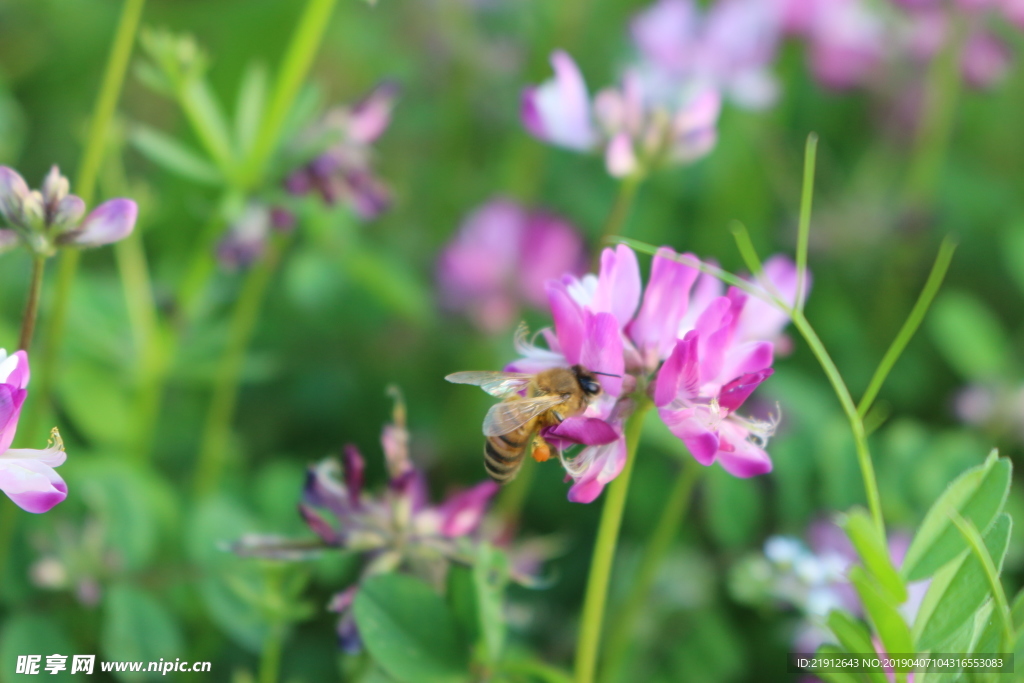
(1, 0, 1023, 680)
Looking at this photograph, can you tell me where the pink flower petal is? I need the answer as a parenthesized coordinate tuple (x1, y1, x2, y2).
(521, 51, 598, 150)
(605, 132, 638, 177)
(63, 199, 138, 247)
(437, 481, 500, 537)
(591, 245, 641, 328)
(547, 280, 586, 365)
(654, 331, 699, 407)
(629, 247, 700, 365)
(0, 385, 26, 453)
(715, 422, 772, 477)
(546, 416, 620, 446)
(567, 438, 627, 503)
(719, 368, 773, 412)
(0, 456, 67, 513)
(658, 407, 719, 465)
(580, 311, 625, 396)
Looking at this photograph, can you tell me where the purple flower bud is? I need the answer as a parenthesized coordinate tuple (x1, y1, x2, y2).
(269, 206, 296, 233)
(285, 169, 314, 196)
(216, 204, 270, 270)
(50, 195, 86, 232)
(961, 31, 1012, 89)
(40, 166, 70, 215)
(0, 166, 30, 226)
(60, 199, 138, 248)
(436, 481, 499, 538)
(342, 445, 365, 507)
(345, 171, 392, 220)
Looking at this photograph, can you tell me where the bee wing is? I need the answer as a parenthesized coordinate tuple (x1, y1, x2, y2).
(445, 371, 534, 398)
(483, 395, 568, 437)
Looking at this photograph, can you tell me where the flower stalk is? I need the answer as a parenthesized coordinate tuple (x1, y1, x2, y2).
(18, 256, 46, 352)
(24, 0, 147, 440)
(596, 173, 643, 258)
(574, 401, 651, 683)
(600, 457, 702, 681)
(194, 233, 290, 495)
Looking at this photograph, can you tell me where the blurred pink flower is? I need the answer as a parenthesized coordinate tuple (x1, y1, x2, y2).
(631, 0, 782, 108)
(780, 0, 887, 89)
(437, 199, 587, 333)
(0, 350, 67, 514)
(522, 51, 721, 177)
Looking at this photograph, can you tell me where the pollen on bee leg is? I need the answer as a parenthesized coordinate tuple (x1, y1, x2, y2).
(531, 437, 553, 462)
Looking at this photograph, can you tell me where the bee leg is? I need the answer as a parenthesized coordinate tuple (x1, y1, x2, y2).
(531, 436, 553, 463)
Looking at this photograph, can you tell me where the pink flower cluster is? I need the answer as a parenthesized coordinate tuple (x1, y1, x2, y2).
(0, 350, 68, 514)
(522, 0, 1024, 167)
(436, 198, 587, 333)
(522, 51, 721, 177)
(510, 245, 807, 503)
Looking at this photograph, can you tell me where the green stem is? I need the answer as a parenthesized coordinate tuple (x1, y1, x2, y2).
(795, 134, 818, 311)
(23, 0, 146, 440)
(18, 256, 46, 351)
(175, 199, 233, 323)
(600, 458, 702, 682)
(574, 402, 651, 683)
(243, 0, 339, 188)
(194, 235, 289, 496)
(791, 310, 884, 540)
(258, 622, 286, 683)
(856, 237, 956, 419)
(595, 174, 643, 263)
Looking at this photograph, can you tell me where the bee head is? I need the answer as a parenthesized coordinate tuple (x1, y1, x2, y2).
(572, 365, 605, 397)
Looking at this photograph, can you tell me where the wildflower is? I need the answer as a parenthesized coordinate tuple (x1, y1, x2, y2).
(233, 392, 523, 651)
(0, 349, 67, 513)
(436, 198, 587, 333)
(285, 82, 398, 219)
(522, 51, 721, 177)
(0, 166, 137, 257)
(630, 0, 783, 109)
(494, 245, 806, 502)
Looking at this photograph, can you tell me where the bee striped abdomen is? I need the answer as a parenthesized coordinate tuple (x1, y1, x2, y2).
(484, 430, 529, 483)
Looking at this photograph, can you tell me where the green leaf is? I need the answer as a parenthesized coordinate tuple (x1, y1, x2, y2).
(353, 573, 470, 683)
(850, 566, 914, 657)
(913, 513, 1011, 651)
(0, 614, 75, 681)
(101, 584, 184, 682)
(447, 566, 480, 648)
(181, 77, 236, 171)
(901, 453, 1011, 582)
(130, 125, 223, 185)
(825, 611, 888, 683)
(842, 508, 908, 604)
(927, 290, 1013, 380)
(811, 645, 863, 683)
(234, 62, 268, 159)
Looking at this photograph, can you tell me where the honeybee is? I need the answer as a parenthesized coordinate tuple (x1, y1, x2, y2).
(445, 365, 606, 484)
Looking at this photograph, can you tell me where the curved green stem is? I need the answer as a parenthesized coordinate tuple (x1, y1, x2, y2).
(18, 256, 46, 352)
(791, 311, 884, 540)
(194, 235, 289, 496)
(23, 0, 146, 439)
(574, 402, 651, 683)
(600, 457, 702, 682)
(857, 237, 956, 419)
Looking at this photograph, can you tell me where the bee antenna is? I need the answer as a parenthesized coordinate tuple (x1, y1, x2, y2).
(591, 371, 622, 378)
